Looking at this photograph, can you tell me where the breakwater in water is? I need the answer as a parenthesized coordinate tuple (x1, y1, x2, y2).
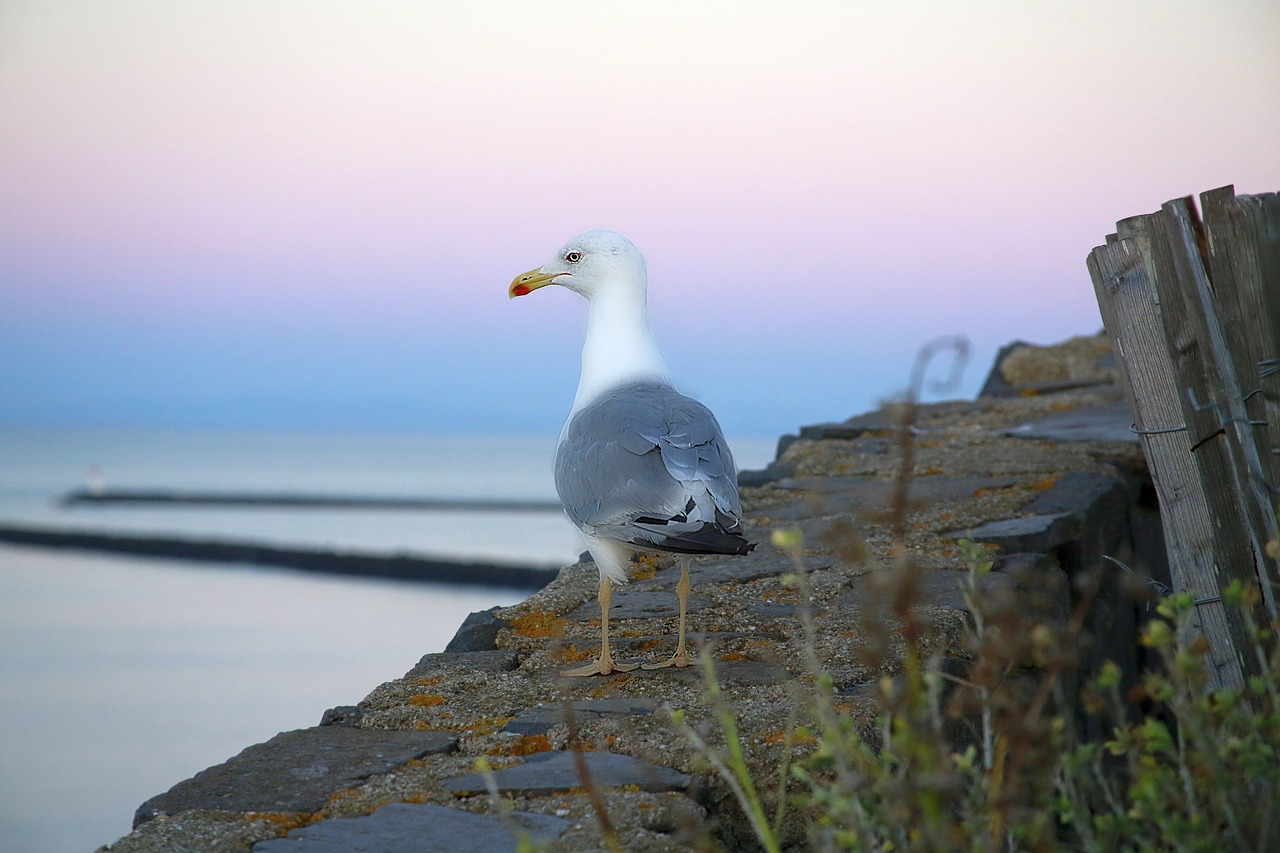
(0, 525, 560, 589)
(59, 488, 564, 513)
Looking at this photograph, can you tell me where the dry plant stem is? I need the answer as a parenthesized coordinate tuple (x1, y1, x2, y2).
(558, 682, 623, 853)
(890, 399, 916, 554)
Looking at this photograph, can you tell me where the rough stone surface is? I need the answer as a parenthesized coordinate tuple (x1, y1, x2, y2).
(737, 460, 796, 488)
(253, 802, 573, 852)
(686, 550, 828, 585)
(948, 512, 1079, 554)
(134, 728, 458, 827)
(319, 706, 367, 728)
(504, 698, 663, 735)
(842, 568, 1020, 615)
(567, 588, 714, 621)
(1025, 470, 1130, 526)
(980, 333, 1116, 398)
(1003, 401, 1136, 444)
(443, 607, 507, 652)
(443, 750, 691, 796)
(407, 649, 520, 678)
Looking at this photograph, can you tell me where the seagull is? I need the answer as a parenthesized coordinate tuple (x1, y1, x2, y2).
(509, 229, 754, 676)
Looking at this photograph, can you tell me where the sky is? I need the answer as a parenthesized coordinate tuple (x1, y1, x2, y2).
(1, 0, 1276, 440)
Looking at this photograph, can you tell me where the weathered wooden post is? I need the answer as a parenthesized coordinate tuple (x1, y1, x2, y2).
(1088, 236, 1249, 691)
(1087, 185, 1280, 692)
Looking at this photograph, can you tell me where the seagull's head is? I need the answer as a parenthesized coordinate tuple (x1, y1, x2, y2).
(509, 229, 647, 301)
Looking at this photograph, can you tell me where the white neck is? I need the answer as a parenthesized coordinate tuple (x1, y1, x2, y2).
(570, 280, 672, 414)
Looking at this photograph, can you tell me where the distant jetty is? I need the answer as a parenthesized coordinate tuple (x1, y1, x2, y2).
(0, 524, 561, 589)
(59, 488, 564, 513)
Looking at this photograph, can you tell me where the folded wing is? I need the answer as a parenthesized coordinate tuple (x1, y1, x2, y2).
(556, 381, 752, 556)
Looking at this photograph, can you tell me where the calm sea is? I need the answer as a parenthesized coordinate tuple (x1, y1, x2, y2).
(0, 426, 775, 853)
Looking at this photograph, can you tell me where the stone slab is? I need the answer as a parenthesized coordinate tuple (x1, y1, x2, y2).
(504, 698, 663, 735)
(607, 659, 791, 685)
(319, 705, 367, 728)
(443, 750, 691, 796)
(444, 607, 507, 652)
(1025, 470, 1130, 526)
(946, 512, 1078, 553)
(566, 589, 714, 621)
(407, 649, 520, 678)
(767, 474, 1017, 520)
(1002, 401, 1136, 444)
(737, 460, 796, 488)
(686, 550, 829, 586)
(135, 728, 458, 827)
(253, 802, 572, 852)
(841, 569, 1019, 616)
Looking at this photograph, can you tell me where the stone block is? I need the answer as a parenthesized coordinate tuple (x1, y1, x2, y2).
(407, 650, 520, 678)
(444, 607, 507, 653)
(253, 802, 572, 852)
(443, 750, 691, 797)
(135, 728, 457, 827)
(504, 698, 662, 735)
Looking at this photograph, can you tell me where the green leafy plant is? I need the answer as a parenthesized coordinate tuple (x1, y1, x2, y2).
(681, 536, 1279, 852)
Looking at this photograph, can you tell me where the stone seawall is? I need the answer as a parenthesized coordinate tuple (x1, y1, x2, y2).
(102, 334, 1165, 852)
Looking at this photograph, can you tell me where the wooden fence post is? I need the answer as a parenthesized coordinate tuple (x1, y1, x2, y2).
(1161, 194, 1279, 620)
(1089, 186, 1280, 692)
(1088, 237, 1248, 691)
(1200, 188, 1279, 491)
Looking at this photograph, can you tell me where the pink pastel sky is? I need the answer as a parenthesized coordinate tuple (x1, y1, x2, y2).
(1, 0, 1276, 438)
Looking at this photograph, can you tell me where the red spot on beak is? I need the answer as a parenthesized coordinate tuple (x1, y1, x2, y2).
(512, 283, 531, 297)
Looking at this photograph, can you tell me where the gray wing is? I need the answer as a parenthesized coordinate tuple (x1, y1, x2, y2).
(555, 381, 751, 555)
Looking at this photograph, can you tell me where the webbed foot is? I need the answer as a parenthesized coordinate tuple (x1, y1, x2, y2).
(561, 657, 641, 677)
(641, 652, 692, 670)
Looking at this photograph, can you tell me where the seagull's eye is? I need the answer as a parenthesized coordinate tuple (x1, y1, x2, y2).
(565, 251, 582, 263)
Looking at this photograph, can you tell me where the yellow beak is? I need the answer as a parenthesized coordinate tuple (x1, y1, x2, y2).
(509, 267, 558, 299)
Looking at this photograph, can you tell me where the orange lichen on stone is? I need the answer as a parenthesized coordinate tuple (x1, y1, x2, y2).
(508, 610, 565, 639)
(629, 555, 660, 581)
(245, 812, 307, 834)
(413, 676, 441, 687)
(719, 651, 747, 662)
(1031, 475, 1061, 491)
(556, 644, 595, 662)
(588, 677, 633, 698)
(463, 716, 514, 736)
(408, 693, 446, 707)
(490, 734, 552, 756)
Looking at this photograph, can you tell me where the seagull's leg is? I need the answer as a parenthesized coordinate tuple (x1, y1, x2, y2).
(643, 556, 693, 669)
(562, 575, 639, 677)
